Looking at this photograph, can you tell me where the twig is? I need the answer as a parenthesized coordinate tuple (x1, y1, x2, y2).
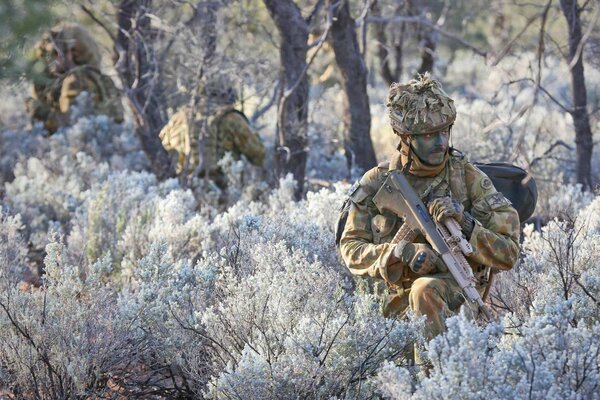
(489, 13, 540, 66)
(357, 0, 375, 56)
(507, 78, 573, 113)
(535, 1, 553, 93)
(306, 0, 325, 25)
(529, 140, 573, 167)
(80, 5, 118, 45)
(250, 81, 280, 124)
(567, 3, 600, 71)
(366, 15, 487, 57)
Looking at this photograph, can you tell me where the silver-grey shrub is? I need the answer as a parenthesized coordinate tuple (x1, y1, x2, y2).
(4, 116, 149, 254)
(203, 239, 420, 399)
(0, 237, 140, 398)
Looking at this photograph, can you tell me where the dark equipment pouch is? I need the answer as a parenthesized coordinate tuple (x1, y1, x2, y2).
(474, 162, 537, 222)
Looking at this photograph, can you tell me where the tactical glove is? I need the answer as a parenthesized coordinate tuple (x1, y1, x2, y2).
(393, 240, 447, 275)
(428, 196, 475, 238)
(25, 97, 50, 120)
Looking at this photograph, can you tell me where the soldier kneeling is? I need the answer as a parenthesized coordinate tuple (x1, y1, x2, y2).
(27, 22, 124, 134)
(339, 74, 520, 369)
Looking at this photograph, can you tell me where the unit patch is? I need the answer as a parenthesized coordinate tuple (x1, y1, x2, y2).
(485, 192, 512, 210)
(481, 177, 493, 190)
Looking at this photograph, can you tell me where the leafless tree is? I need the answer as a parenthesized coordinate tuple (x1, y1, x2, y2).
(559, 0, 596, 190)
(409, 0, 437, 74)
(115, 0, 175, 180)
(263, 0, 310, 200)
(370, 0, 406, 86)
(328, 0, 377, 173)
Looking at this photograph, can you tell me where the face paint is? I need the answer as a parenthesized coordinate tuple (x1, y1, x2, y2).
(410, 128, 450, 165)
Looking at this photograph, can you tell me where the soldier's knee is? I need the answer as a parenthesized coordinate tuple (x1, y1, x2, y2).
(409, 277, 443, 311)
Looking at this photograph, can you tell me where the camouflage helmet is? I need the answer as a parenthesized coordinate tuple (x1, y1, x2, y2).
(386, 73, 456, 135)
(35, 22, 101, 69)
(199, 72, 237, 105)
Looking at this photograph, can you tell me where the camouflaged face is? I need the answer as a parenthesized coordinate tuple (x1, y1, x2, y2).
(199, 73, 238, 106)
(386, 73, 456, 135)
(36, 22, 101, 69)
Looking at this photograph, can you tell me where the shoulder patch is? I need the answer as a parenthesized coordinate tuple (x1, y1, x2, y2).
(485, 192, 512, 210)
(348, 183, 370, 204)
(481, 177, 493, 190)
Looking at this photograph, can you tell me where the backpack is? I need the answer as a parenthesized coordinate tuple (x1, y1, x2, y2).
(67, 66, 124, 123)
(335, 161, 538, 248)
(473, 162, 537, 223)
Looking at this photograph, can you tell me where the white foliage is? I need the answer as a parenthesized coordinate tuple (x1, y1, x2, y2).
(0, 208, 28, 282)
(378, 308, 600, 400)
(0, 238, 139, 397)
(204, 241, 418, 399)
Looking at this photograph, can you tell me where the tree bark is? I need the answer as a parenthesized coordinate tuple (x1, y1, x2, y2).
(559, 0, 594, 190)
(371, 0, 404, 86)
(408, 0, 436, 74)
(328, 0, 377, 173)
(263, 0, 309, 200)
(116, 0, 175, 180)
(417, 33, 436, 74)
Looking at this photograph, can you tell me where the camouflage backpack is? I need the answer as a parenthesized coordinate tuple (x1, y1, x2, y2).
(160, 106, 249, 175)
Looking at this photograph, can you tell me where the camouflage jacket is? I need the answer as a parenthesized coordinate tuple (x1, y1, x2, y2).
(159, 105, 265, 175)
(340, 151, 520, 289)
(28, 66, 124, 133)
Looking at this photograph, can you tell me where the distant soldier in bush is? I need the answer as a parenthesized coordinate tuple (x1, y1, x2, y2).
(159, 74, 265, 188)
(339, 74, 520, 367)
(26, 22, 124, 133)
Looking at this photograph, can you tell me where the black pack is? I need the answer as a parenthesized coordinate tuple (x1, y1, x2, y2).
(473, 162, 538, 223)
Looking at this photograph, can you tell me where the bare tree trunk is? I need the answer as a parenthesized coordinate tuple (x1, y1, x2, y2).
(264, 0, 309, 200)
(409, 0, 436, 74)
(418, 33, 436, 74)
(116, 0, 175, 180)
(328, 0, 377, 173)
(371, 0, 405, 86)
(559, 0, 594, 190)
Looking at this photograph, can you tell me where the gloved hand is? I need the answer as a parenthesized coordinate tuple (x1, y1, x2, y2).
(25, 97, 49, 120)
(428, 196, 464, 223)
(393, 240, 447, 275)
(428, 196, 475, 237)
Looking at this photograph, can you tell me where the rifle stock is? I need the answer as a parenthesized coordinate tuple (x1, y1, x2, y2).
(373, 170, 491, 320)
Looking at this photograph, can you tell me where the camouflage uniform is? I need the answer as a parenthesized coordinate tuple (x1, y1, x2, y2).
(339, 75, 520, 358)
(159, 78, 265, 183)
(27, 22, 124, 133)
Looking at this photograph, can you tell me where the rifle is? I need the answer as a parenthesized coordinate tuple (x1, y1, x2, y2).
(372, 170, 491, 320)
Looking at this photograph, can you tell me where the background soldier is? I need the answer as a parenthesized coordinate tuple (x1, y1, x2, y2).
(339, 74, 520, 367)
(159, 74, 265, 188)
(26, 22, 124, 133)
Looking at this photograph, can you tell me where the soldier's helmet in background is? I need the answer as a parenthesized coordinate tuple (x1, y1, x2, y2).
(35, 22, 101, 72)
(386, 73, 456, 136)
(199, 73, 238, 106)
